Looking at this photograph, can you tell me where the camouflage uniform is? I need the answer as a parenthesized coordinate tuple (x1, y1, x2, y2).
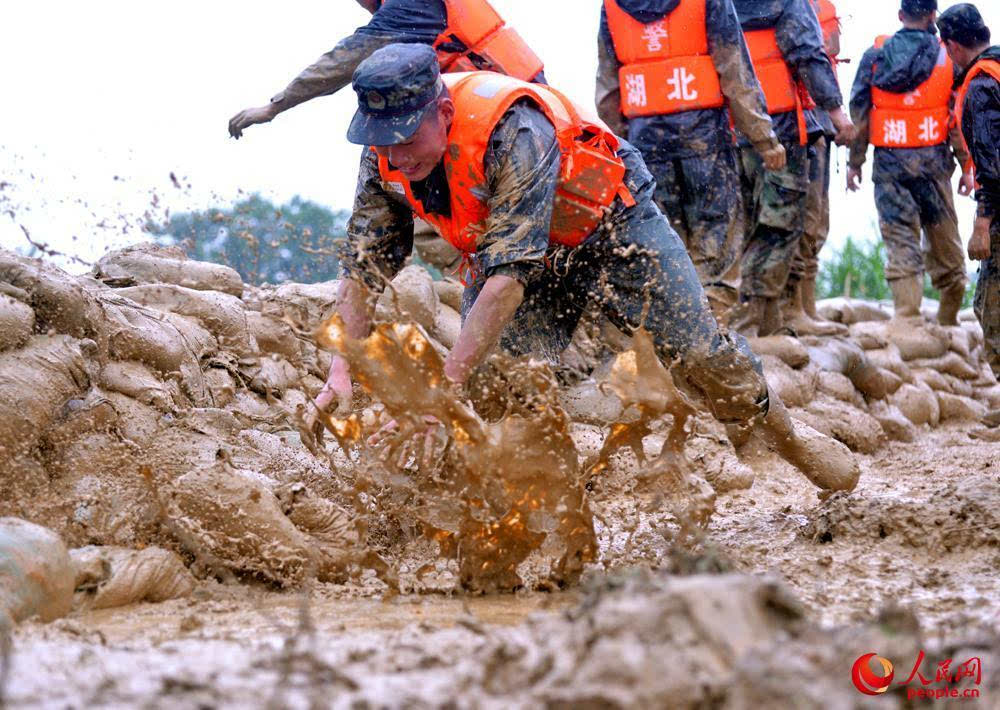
(848, 28, 970, 296)
(267, 0, 546, 274)
(957, 45, 1000, 377)
(596, 0, 778, 300)
(787, 135, 831, 291)
(732, 0, 845, 300)
(341, 101, 769, 425)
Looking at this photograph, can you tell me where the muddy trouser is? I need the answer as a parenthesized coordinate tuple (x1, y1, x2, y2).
(738, 142, 811, 299)
(874, 171, 967, 293)
(788, 137, 830, 290)
(461, 193, 769, 425)
(974, 220, 1000, 379)
(413, 219, 463, 275)
(644, 148, 743, 297)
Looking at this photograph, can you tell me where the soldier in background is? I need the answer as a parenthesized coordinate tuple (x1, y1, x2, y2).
(596, 0, 785, 316)
(847, 0, 974, 325)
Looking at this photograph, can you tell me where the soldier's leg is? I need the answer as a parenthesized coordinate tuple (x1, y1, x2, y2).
(974, 223, 1000, 380)
(737, 143, 811, 336)
(875, 179, 925, 318)
(917, 174, 968, 325)
(575, 171, 858, 493)
(783, 139, 845, 335)
(645, 157, 691, 247)
(677, 148, 743, 315)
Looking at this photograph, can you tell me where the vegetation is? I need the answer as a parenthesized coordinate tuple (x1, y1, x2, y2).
(818, 235, 977, 309)
(147, 195, 349, 285)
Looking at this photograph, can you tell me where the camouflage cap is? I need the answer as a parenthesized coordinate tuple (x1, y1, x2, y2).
(347, 43, 445, 147)
(937, 4, 991, 47)
(901, 0, 937, 16)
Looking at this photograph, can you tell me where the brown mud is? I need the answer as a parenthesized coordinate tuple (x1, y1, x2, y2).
(1, 246, 999, 706)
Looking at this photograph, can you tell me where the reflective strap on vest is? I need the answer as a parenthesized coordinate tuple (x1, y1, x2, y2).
(604, 0, 725, 117)
(434, 0, 544, 82)
(870, 36, 953, 149)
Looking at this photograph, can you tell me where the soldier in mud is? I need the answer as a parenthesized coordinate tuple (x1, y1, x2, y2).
(313, 43, 861, 496)
(939, 3, 1000, 417)
(782, 0, 848, 336)
(729, 0, 856, 337)
(846, 0, 974, 326)
(595, 0, 785, 317)
(227, 0, 546, 273)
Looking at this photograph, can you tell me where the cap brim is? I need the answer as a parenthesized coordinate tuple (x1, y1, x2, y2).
(346, 103, 435, 146)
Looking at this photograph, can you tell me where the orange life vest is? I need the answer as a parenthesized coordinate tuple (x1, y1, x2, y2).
(377, 73, 632, 255)
(603, 0, 725, 118)
(811, 0, 840, 60)
(743, 27, 816, 145)
(433, 0, 544, 82)
(955, 57, 1000, 179)
(869, 35, 953, 149)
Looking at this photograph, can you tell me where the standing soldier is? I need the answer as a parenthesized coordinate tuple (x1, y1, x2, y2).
(227, 0, 546, 274)
(939, 3, 1000, 391)
(783, 0, 848, 336)
(595, 0, 786, 315)
(847, 0, 975, 325)
(315, 44, 861, 496)
(731, 0, 855, 337)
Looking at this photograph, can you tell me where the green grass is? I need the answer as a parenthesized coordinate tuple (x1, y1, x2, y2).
(818, 235, 977, 309)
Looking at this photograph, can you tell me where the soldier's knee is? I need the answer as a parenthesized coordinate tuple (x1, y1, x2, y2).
(678, 332, 768, 425)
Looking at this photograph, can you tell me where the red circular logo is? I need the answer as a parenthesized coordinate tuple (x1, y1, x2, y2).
(852, 653, 895, 695)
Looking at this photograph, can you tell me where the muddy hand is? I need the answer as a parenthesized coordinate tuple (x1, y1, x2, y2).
(369, 415, 446, 470)
(846, 166, 863, 192)
(228, 104, 280, 139)
(760, 142, 787, 172)
(829, 108, 856, 146)
(969, 217, 992, 261)
(958, 171, 976, 197)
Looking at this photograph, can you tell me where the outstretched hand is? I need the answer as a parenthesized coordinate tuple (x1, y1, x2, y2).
(228, 104, 280, 139)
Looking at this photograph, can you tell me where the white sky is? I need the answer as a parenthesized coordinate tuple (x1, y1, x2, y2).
(1, 0, 998, 272)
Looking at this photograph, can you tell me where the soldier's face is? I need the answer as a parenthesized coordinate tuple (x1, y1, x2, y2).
(375, 98, 454, 182)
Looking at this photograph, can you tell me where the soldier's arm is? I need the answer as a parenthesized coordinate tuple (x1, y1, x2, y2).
(775, 0, 842, 111)
(706, 0, 778, 154)
(596, 8, 628, 138)
(966, 77, 1000, 220)
(847, 46, 877, 169)
(337, 149, 415, 296)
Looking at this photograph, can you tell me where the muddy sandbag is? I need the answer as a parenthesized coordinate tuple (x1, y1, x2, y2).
(259, 281, 339, 329)
(816, 297, 891, 325)
(432, 279, 464, 312)
(94, 243, 244, 297)
(869, 402, 918, 442)
(912, 367, 952, 393)
(761, 355, 815, 408)
(559, 379, 625, 424)
(847, 321, 890, 350)
(747, 335, 809, 369)
(431, 304, 461, 350)
(880, 369, 903, 396)
(376, 265, 439, 333)
(101, 391, 161, 447)
(246, 356, 301, 397)
(0, 335, 92, 467)
(0, 250, 104, 341)
(909, 352, 980, 381)
(203, 366, 237, 408)
(937, 392, 988, 422)
(0, 518, 74, 630)
(796, 398, 886, 454)
(115, 284, 257, 357)
(975, 384, 1000, 409)
(99, 360, 175, 411)
(41, 391, 119, 451)
(247, 311, 303, 363)
(0, 294, 34, 352)
(805, 340, 886, 400)
(70, 546, 195, 610)
(816, 371, 865, 408)
(941, 373, 974, 398)
(865, 344, 914, 383)
(890, 383, 940, 427)
(946, 326, 974, 361)
(274, 483, 359, 581)
(158, 465, 350, 585)
(887, 321, 950, 361)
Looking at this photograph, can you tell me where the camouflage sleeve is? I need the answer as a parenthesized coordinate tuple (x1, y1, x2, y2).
(269, 31, 417, 110)
(848, 46, 878, 169)
(596, 8, 628, 138)
(965, 76, 1000, 220)
(477, 102, 561, 284)
(707, 0, 778, 153)
(775, 0, 842, 111)
(339, 149, 415, 290)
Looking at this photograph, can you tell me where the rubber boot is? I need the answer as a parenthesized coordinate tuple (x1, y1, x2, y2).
(889, 275, 923, 319)
(936, 281, 965, 326)
(781, 279, 848, 336)
(801, 275, 821, 320)
(754, 389, 860, 494)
